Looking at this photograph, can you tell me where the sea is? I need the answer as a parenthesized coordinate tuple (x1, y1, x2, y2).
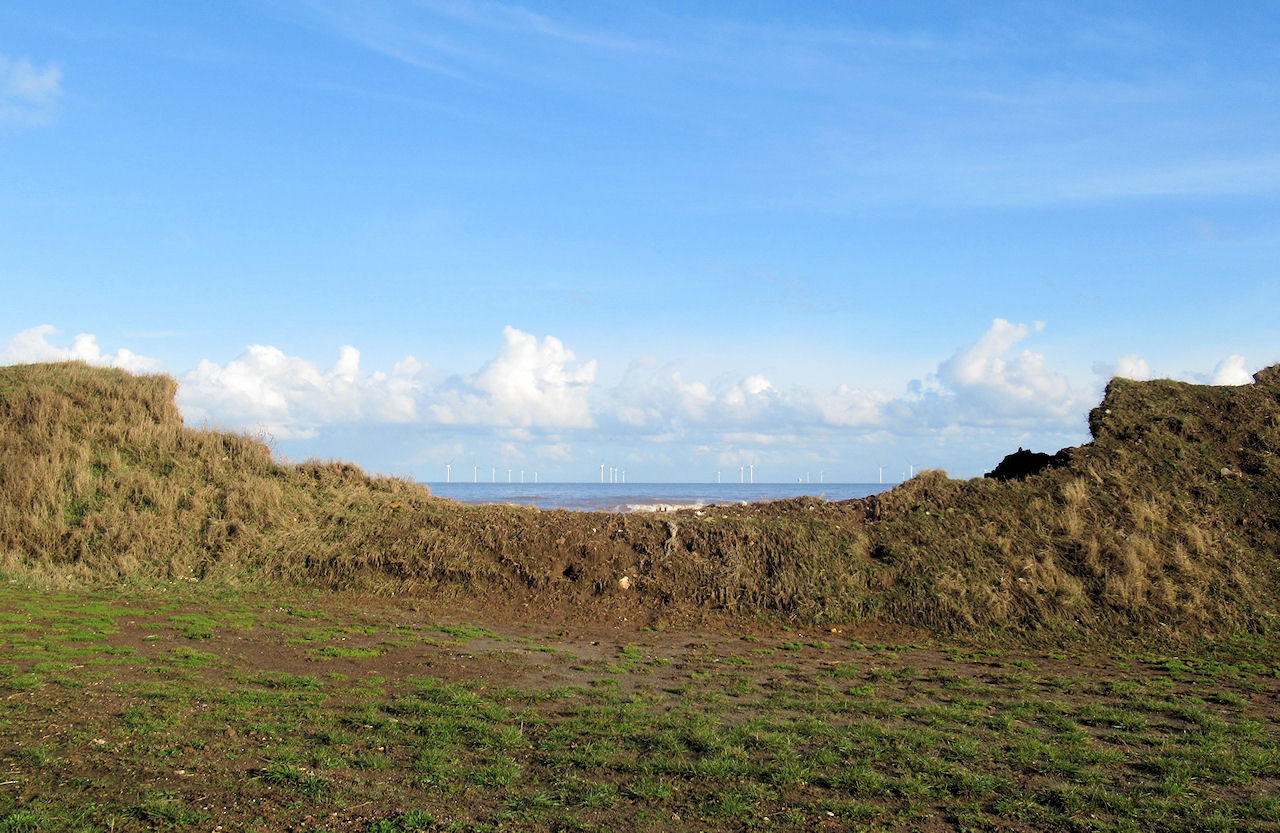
(422, 482, 894, 513)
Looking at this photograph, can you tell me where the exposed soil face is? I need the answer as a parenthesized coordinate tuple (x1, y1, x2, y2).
(2, 586, 1277, 832)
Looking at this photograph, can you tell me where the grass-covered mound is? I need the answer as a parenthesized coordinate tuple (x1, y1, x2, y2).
(862, 366, 1280, 639)
(1, 361, 1278, 643)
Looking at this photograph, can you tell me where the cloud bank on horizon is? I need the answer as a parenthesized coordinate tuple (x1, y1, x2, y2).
(2, 3, 1277, 479)
(2, 321, 1259, 481)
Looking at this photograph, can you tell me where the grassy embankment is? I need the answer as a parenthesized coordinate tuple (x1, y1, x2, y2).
(2, 360, 1279, 642)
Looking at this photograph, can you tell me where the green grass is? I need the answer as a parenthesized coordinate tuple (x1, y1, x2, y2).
(0, 580, 1277, 831)
(308, 644, 384, 659)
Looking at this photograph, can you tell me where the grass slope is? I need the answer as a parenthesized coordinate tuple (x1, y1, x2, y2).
(1, 361, 1278, 643)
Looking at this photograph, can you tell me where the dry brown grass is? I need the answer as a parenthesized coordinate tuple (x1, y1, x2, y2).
(2, 360, 1279, 645)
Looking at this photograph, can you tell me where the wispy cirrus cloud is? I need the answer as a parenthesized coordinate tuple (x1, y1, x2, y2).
(292, 0, 650, 84)
(412, 0, 650, 51)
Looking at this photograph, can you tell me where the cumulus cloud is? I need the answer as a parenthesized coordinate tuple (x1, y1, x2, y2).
(1, 55, 62, 127)
(1091, 353, 1256, 387)
(808, 384, 890, 428)
(1, 324, 164, 373)
(1092, 354, 1151, 381)
(607, 359, 709, 428)
(431, 326, 597, 428)
(1209, 354, 1253, 386)
(607, 363, 792, 434)
(12, 320, 1260, 477)
(178, 344, 427, 439)
(601, 319, 1083, 451)
(930, 319, 1078, 420)
(537, 442, 573, 462)
(904, 319, 1084, 428)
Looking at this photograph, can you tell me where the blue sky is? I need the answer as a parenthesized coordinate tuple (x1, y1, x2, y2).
(3, 1, 1277, 482)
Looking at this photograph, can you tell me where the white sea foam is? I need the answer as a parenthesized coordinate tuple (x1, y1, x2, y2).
(624, 501, 707, 514)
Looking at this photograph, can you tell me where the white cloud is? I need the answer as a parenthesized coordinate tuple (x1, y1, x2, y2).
(177, 344, 427, 439)
(1210, 354, 1253, 386)
(1, 55, 62, 128)
(716, 449, 761, 468)
(923, 318, 1081, 424)
(719, 432, 797, 446)
(7, 322, 1263, 478)
(607, 360, 715, 428)
(1092, 354, 1151, 381)
(601, 319, 1083, 441)
(607, 363, 792, 432)
(431, 326, 597, 428)
(721, 374, 778, 415)
(2, 325, 164, 374)
(809, 384, 889, 428)
(537, 442, 573, 462)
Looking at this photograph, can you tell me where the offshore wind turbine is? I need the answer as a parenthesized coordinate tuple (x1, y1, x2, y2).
(445, 461, 452, 483)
